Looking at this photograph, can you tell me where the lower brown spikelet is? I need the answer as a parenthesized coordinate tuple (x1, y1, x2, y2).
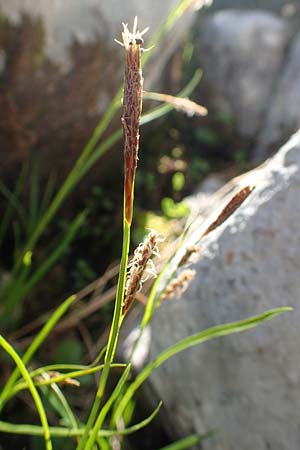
(201, 185, 255, 239)
(35, 371, 80, 387)
(178, 246, 200, 268)
(160, 269, 196, 302)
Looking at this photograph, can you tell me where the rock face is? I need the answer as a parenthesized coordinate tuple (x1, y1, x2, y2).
(210, 0, 300, 14)
(198, 10, 290, 138)
(254, 30, 300, 160)
(0, 0, 194, 73)
(145, 131, 300, 450)
(0, 0, 199, 178)
(196, 8, 300, 161)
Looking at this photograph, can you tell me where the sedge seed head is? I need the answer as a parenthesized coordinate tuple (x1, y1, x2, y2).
(116, 17, 150, 224)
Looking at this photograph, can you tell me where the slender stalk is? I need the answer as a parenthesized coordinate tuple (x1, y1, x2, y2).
(75, 221, 131, 450)
(76, 19, 145, 450)
(84, 365, 131, 450)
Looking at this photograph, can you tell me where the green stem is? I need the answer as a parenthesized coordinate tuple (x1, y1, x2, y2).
(84, 365, 131, 450)
(76, 219, 131, 450)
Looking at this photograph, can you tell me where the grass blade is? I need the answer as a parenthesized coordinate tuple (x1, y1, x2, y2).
(0, 401, 162, 438)
(40, 382, 78, 431)
(0, 181, 26, 227)
(114, 307, 292, 420)
(76, 220, 131, 450)
(40, 172, 57, 213)
(17, 211, 86, 302)
(0, 294, 77, 410)
(10, 364, 126, 400)
(158, 433, 212, 450)
(0, 335, 52, 450)
(84, 364, 132, 450)
(0, 163, 28, 247)
(28, 158, 40, 236)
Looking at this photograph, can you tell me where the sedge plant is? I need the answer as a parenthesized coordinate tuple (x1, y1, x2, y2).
(0, 14, 292, 450)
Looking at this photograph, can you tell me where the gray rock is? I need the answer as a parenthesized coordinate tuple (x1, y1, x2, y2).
(210, 0, 300, 16)
(144, 130, 300, 449)
(254, 30, 300, 161)
(198, 10, 290, 138)
(0, 0, 199, 84)
(0, 0, 207, 178)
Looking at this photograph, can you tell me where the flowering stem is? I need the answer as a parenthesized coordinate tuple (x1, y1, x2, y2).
(76, 18, 146, 450)
(78, 220, 130, 450)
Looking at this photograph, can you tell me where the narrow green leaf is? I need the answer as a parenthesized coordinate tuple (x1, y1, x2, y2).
(0, 163, 28, 247)
(0, 181, 26, 226)
(0, 294, 76, 410)
(12, 212, 86, 308)
(115, 307, 292, 419)
(158, 431, 216, 450)
(0, 401, 162, 438)
(0, 335, 52, 450)
(84, 364, 132, 450)
(96, 437, 110, 449)
(117, 401, 162, 435)
(76, 220, 131, 450)
(141, 0, 205, 67)
(40, 382, 78, 431)
(28, 158, 40, 235)
(158, 433, 205, 450)
(10, 364, 126, 399)
(40, 172, 57, 213)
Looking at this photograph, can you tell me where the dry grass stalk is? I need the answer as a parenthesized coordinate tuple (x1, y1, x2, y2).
(123, 231, 159, 315)
(178, 245, 201, 267)
(35, 371, 80, 388)
(144, 91, 208, 117)
(201, 185, 255, 238)
(161, 269, 196, 302)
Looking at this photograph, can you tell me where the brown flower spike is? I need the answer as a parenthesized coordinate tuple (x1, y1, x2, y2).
(116, 18, 148, 225)
(201, 185, 255, 238)
(160, 269, 196, 302)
